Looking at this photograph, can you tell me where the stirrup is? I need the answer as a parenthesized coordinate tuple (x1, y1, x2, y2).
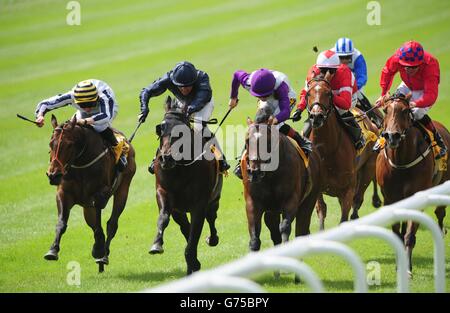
(219, 160, 230, 173)
(117, 155, 127, 172)
(148, 159, 155, 175)
(233, 164, 243, 180)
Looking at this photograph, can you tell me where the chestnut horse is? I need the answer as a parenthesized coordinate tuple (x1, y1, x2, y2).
(305, 73, 381, 230)
(376, 94, 449, 274)
(242, 104, 321, 252)
(45, 115, 136, 272)
(149, 96, 223, 275)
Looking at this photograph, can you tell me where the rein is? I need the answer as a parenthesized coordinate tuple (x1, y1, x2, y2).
(382, 96, 431, 169)
(305, 78, 333, 121)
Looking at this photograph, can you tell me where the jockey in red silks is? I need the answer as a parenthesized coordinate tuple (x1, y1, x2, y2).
(292, 49, 365, 150)
(228, 68, 312, 179)
(375, 40, 447, 158)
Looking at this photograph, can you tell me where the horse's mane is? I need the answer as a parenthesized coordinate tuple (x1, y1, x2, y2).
(255, 101, 274, 124)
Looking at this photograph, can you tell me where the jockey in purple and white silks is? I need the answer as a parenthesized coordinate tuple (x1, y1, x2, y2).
(228, 68, 312, 179)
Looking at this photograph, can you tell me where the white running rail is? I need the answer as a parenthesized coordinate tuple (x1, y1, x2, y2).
(143, 181, 450, 293)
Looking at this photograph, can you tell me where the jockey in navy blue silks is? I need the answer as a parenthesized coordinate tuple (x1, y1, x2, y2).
(139, 61, 230, 174)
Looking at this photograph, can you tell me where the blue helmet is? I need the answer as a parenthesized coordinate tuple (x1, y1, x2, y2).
(335, 37, 354, 56)
(170, 61, 198, 87)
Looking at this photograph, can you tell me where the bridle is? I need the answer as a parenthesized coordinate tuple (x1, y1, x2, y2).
(305, 77, 334, 123)
(50, 125, 109, 175)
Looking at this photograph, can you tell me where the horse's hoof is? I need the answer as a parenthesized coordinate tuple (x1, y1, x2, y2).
(373, 197, 382, 208)
(44, 250, 58, 261)
(350, 214, 359, 220)
(294, 274, 301, 284)
(407, 271, 413, 279)
(274, 271, 280, 279)
(149, 244, 164, 254)
(95, 256, 109, 273)
(206, 235, 219, 247)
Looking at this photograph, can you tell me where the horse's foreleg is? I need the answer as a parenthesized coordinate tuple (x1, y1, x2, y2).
(372, 179, 382, 208)
(435, 206, 447, 235)
(404, 221, 420, 276)
(205, 200, 219, 247)
(246, 199, 263, 252)
(264, 211, 281, 246)
(149, 188, 171, 254)
(338, 188, 354, 224)
(185, 209, 206, 275)
(105, 174, 133, 260)
(44, 191, 74, 261)
(315, 194, 327, 231)
(92, 207, 106, 262)
(172, 210, 190, 243)
(296, 189, 320, 237)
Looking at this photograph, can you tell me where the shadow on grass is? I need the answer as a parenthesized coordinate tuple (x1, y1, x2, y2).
(117, 268, 186, 283)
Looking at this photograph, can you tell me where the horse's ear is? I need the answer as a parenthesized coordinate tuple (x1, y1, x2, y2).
(324, 70, 332, 82)
(70, 115, 77, 128)
(164, 95, 172, 112)
(51, 114, 58, 129)
(247, 117, 253, 126)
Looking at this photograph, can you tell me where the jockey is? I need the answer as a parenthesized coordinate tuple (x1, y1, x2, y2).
(375, 40, 447, 159)
(139, 61, 230, 174)
(293, 49, 365, 150)
(332, 37, 383, 128)
(35, 79, 127, 170)
(228, 68, 312, 179)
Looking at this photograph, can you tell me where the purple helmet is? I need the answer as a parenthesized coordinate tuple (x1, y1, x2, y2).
(250, 69, 276, 97)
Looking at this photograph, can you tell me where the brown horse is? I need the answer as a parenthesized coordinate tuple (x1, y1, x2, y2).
(45, 115, 136, 272)
(149, 96, 223, 275)
(376, 94, 449, 274)
(242, 104, 321, 253)
(305, 73, 381, 230)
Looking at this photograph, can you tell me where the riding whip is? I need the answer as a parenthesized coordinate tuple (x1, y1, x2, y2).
(128, 121, 143, 143)
(16, 114, 39, 125)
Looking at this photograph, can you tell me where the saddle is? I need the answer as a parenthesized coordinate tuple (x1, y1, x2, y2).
(415, 122, 448, 171)
(111, 130, 130, 165)
(349, 108, 378, 155)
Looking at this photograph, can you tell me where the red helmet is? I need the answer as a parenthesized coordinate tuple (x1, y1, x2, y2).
(396, 41, 425, 67)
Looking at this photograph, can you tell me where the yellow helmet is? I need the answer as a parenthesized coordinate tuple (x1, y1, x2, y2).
(73, 80, 98, 107)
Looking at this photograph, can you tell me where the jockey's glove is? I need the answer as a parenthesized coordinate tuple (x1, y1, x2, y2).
(139, 108, 149, 123)
(292, 109, 302, 122)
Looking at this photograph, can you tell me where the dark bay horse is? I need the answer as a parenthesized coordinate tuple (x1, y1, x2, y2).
(305, 73, 381, 230)
(242, 104, 321, 252)
(376, 94, 449, 274)
(149, 96, 223, 275)
(45, 115, 136, 272)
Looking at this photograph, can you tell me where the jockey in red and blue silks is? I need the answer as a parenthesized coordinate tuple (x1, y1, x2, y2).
(375, 40, 446, 158)
(332, 37, 383, 128)
(228, 68, 312, 179)
(293, 49, 365, 150)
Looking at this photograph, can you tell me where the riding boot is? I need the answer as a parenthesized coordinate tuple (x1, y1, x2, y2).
(204, 130, 230, 173)
(341, 112, 365, 150)
(302, 119, 312, 138)
(291, 130, 312, 156)
(148, 148, 159, 175)
(233, 146, 246, 180)
(100, 128, 127, 171)
(419, 115, 448, 159)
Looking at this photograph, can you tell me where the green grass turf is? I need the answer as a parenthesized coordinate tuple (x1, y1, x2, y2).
(0, 0, 449, 292)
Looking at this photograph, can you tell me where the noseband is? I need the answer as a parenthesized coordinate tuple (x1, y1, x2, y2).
(305, 78, 333, 121)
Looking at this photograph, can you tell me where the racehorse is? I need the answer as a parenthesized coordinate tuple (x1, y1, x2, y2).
(305, 72, 381, 230)
(149, 96, 223, 275)
(242, 103, 321, 252)
(45, 115, 136, 272)
(376, 94, 449, 274)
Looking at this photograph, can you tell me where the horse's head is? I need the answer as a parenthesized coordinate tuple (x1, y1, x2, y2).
(245, 103, 276, 182)
(306, 72, 333, 128)
(381, 93, 413, 149)
(156, 95, 190, 170)
(47, 115, 84, 185)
